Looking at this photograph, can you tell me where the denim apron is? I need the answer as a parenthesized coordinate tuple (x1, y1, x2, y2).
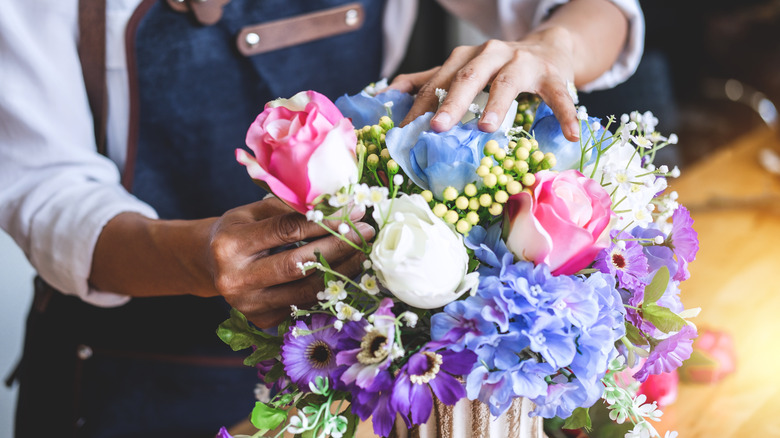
(14, 1, 383, 437)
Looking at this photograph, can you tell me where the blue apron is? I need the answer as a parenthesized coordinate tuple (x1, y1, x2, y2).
(14, 1, 384, 437)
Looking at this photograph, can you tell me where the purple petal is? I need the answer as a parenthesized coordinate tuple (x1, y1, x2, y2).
(409, 381, 434, 425)
(429, 372, 466, 405)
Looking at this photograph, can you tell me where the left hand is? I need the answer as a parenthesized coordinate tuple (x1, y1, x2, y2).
(388, 27, 580, 141)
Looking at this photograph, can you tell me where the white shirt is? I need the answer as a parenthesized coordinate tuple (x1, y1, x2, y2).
(0, 0, 643, 306)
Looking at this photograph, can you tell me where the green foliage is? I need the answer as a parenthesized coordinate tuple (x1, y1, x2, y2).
(250, 401, 287, 431)
(217, 308, 282, 366)
(642, 303, 686, 333)
(562, 407, 592, 430)
(642, 266, 669, 305)
(624, 322, 648, 346)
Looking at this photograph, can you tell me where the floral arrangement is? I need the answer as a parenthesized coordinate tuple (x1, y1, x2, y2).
(218, 82, 700, 438)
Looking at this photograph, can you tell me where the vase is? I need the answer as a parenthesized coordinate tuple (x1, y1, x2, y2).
(389, 397, 545, 438)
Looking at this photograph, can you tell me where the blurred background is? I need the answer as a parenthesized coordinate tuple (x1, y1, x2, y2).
(2, 0, 779, 436)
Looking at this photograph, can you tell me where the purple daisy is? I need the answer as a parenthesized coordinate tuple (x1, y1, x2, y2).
(594, 230, 649, 291)
(669, 206, 699, 281)
(281, 313, 344, 388)
(391, 347, 476, 426)
(215, 427, 233, 438)
(337, 298, 397, 389)
(349, 370, 400, 437)
(634, 324, 697, 382)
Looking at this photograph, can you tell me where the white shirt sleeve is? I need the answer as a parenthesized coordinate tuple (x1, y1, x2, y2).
(0, 0, 157, 307)
(383, 0, 644, 91)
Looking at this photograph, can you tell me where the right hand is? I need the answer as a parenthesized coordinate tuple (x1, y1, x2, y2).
(206, 197, 374, 328)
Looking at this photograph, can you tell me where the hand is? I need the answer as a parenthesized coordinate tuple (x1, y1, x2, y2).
(206, 197, 374, 328)
(389, 27, 580, 141)
(91, 197, 373, 329)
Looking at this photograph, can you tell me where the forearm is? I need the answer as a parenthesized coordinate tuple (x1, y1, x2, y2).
(90, 212, 218, 298)
(532, 0, 629, 87)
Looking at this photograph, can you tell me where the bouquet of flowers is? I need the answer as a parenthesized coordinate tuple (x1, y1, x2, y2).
(218, 82, 700, 438)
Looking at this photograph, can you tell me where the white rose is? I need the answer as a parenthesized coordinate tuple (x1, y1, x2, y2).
(369, 194, 478, 309)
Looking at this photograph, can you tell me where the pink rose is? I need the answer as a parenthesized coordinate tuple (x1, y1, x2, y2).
(504, 169, 614, 275)
(236, 90, 358, 213)
(638, 370, 679, 408)
(679, 329, 736, 383)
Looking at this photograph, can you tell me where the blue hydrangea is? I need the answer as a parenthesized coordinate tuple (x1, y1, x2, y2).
(531, 101, 605, 171)
(335, 88, 413, 128)
(432, 255, 626, 418)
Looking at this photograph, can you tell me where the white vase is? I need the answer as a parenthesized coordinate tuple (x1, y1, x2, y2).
(390, 397, 545, 438)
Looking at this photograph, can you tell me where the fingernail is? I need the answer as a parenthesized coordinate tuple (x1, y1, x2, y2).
(568, 121, 580, 140)
(348, 206, 366, 221)
(480, 111, 498, 128)
(355, 222, 376, 239)
(432, 111, 451, 128)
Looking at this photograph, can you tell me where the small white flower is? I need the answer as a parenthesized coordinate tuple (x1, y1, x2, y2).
(591, 121, 601, 132)
(291, 327, 301, 338)
(254, 383, 271, 402)
(296, 262, 307, 276)
(290, 305, 299, 318)
(333, 320, 344, 331)
(393, 174, 404, 186)
(317, 280, 347, 303)
(620, 113, 630, 124)
(360, 273, 380, 295)
(338, 223, 350, 235)
(468, 103, 482, 114)
(352, 183, 372, 207)
(658, 165, 669, 173)
(305, 209, 324, 223)
(654, 236, 664, 245)
(335, 302, 363, 321)
(362, 260, 372, 270)
(401, 311, 418, 327)
(287, 412, 309, 434)
(435, 88, 448, 103)
(631, 135, 653, 149)
(668, 133, 679, 144)
(368, 186, 389, 205)
(664, 431, 679, 438)
(647, 131, 666, 143)
(670, 166, 681, 178)
(617, 240, 627, 250)
(577, 106, 589, 120)
(384, 101, 394, 109)
(567, 81, 579, 104)
(329, 191, 352, 208)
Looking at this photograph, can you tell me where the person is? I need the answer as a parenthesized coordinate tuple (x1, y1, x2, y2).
(0, 0, 643, 436)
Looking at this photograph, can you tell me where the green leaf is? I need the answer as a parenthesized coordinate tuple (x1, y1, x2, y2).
(278, 317, 292, 337)
(317, 251, 334, 285)
(562, 407, 591, 430)
(243, 341, 281, 367)
(624, 322, 648, 346)
(250, 401, 287, 430)
(265, 361, 286, 385)
(642, 303, 686, 333)
(643, 266, 670, 305)
(342, 410, 359, 438)
(217, 308, 275, 351)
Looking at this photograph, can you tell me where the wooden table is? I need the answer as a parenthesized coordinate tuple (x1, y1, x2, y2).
(654, 127, 780, 437)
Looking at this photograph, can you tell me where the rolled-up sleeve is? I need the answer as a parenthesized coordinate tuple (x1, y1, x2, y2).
(435, 0, 644, 91)
(0, 1, 156, 306)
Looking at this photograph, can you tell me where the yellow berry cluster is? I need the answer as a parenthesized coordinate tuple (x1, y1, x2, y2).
(514, 100, 536, 132)
(426, 137, 557, 235)
(356, 116, 399, 185)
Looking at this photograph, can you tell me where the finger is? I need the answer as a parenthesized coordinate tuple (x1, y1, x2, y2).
(436, 55, 514, 133)
(400, 46, 479, 128)
(242, 221, 374, 289)
(537, 77, 579, 141)
(243, 251, 366, 328)
(479, 62, 533, 132)
(387, 67, 439, 94)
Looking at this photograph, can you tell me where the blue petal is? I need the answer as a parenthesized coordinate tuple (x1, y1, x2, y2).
(386, 112, 434, 190)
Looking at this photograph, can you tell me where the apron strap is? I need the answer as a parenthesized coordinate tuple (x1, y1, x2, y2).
(78, 0, 108, 156)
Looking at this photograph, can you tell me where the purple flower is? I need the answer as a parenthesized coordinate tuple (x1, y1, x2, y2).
(392, 347, 476, 426)
(337, 298, 397, 389)
(594, 230, 649, 291)
(531, 376, 590, 419)
(669, 206, 699, 281)
(349, 371, 400, 437)
(281, 314, 344, 388)
(634, 324, 698, 382)
(216, 427, 233, 438)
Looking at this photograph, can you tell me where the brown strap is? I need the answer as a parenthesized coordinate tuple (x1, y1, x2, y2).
(78, 0, 108, 156)
(236, 3, 365, 57)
